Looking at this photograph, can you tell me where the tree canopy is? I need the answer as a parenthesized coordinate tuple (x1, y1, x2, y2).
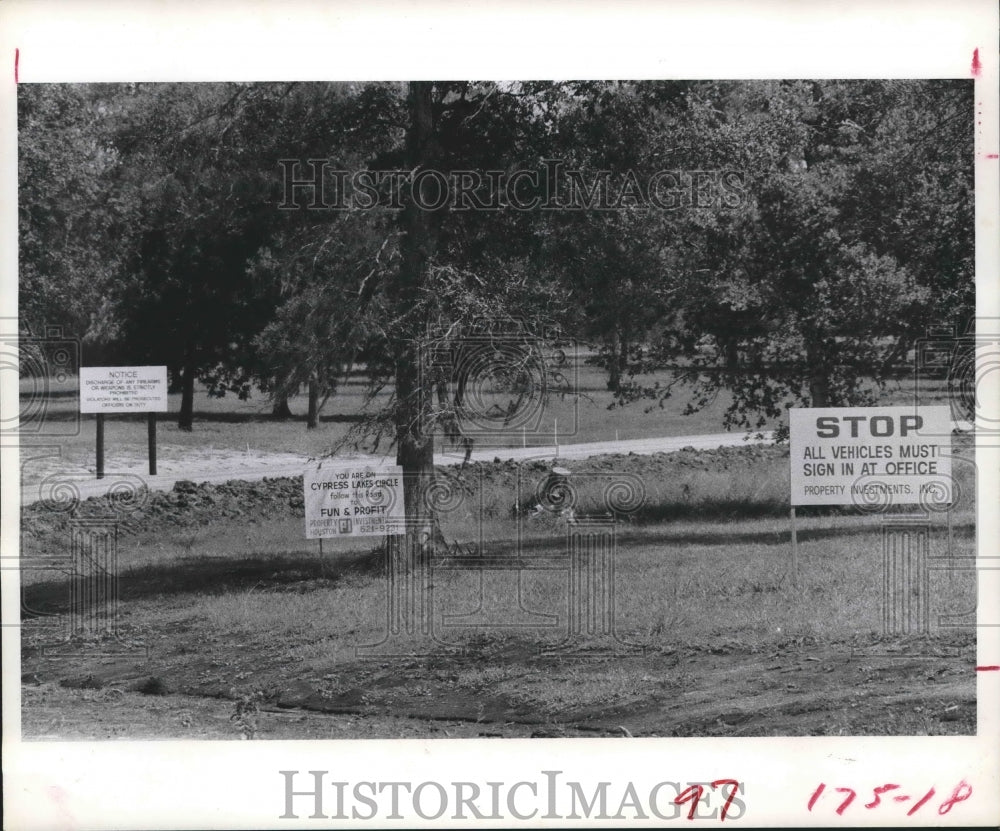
(20, 79, 973, 441)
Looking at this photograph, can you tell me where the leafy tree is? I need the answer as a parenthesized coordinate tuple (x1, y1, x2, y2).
(624, 80, 974, 430)
(100, 83, 282, 428)
(18, 84, 123, 350)
(101, 82, 401, 429)
(536, 81, 697, 391)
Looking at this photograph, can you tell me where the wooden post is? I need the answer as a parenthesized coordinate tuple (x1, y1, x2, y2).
(790, 505, 799, 586)
(147, 412, 158, 475)
(554, 417, 559, 454)
(95, 413, 105, 480)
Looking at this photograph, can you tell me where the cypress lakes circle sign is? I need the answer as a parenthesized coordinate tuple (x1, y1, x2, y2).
(304, 465, 406, 538)
(789, 406, 953, 508)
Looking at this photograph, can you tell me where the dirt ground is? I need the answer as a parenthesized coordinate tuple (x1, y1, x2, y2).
(21, 632, 975, 740)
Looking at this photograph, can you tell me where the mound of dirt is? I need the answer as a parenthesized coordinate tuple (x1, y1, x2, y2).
(21, 445, 789, 552)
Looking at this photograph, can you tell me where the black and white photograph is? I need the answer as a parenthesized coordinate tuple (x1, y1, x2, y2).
(2, 1, 998, 828)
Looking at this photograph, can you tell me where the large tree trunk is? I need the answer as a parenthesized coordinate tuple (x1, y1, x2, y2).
(392, 81, 440, 568)
(306, 373, 319, 429)
(178, 351, 195, 431)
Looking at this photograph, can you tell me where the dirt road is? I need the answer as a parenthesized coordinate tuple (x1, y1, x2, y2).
(22, 632, 974, 739)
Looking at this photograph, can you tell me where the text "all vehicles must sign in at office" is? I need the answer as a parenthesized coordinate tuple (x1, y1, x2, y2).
(789, 406, 952, 507)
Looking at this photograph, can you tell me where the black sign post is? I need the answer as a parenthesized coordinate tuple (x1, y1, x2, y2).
(147, 413, 158, 475)
(95, 413, 105, 480)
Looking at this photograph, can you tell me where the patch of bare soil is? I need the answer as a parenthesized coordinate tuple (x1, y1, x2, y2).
(21, 633, 974, 740)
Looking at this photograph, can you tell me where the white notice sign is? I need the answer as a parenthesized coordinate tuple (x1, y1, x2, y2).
(789, 406, 952, 507)
(304, 465, 405, 538)
(79, 366, 169, 413)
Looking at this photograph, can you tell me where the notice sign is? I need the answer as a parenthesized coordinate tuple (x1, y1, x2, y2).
(789, 406, 952, 507)
(80, 366, 168, 413)
(304, 465, 405, 538)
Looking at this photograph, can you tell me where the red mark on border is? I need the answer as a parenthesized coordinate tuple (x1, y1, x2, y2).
(834, 787, 857, 815)
(975, 665, 1000, 671)
(986, 154, 1000, 160)
(712, 780, 741, 821)
(938, 780, 973, 814)
(907, 787, 936, 816)
(14, 48, 19, 84)
(807, 783, 826, 811)
(971, 48, 981, 77)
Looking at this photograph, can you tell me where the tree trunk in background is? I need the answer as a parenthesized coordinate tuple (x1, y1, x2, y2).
(306, 373, 319, 429)
(606, 326, 626, 393)
(724, 340, 739, 384)
(178, 352, 195, 431)
(271, 390, 293, 419)
(806, 341, 830, 408)
(809, 376, 830, 408)
(618, 328, 629, 387)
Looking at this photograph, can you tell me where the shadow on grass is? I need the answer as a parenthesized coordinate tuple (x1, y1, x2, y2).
(20, 518, 975, 616)
(21, 547, 386, 617)
(613, 520, 975, 550)
(20, 388, 80, 400)
(455, 519, 975, 558)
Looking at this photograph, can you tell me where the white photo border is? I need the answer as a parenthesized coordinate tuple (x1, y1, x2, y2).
(1, 1, 998, 828)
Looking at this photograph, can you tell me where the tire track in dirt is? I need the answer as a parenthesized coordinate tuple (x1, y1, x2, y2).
(28, 636, 975, 738)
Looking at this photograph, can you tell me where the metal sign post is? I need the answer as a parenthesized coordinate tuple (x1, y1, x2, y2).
(790, 505, 799, 587)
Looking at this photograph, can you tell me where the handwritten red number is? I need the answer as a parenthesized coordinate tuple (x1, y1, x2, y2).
(711, 779, 740, 821)
(834, 787, 856, 815)
(938, 780, 973, 815)
(907, 788, 936, 816)
(807, 781, 964, 818)
(865, 783, 900, 809)
(674, 784, 705, 820)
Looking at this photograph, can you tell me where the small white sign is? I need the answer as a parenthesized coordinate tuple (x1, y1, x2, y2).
(304, 465, 405, 538)
(79, 366, 169, 413)
(789, 406, 952, 507)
